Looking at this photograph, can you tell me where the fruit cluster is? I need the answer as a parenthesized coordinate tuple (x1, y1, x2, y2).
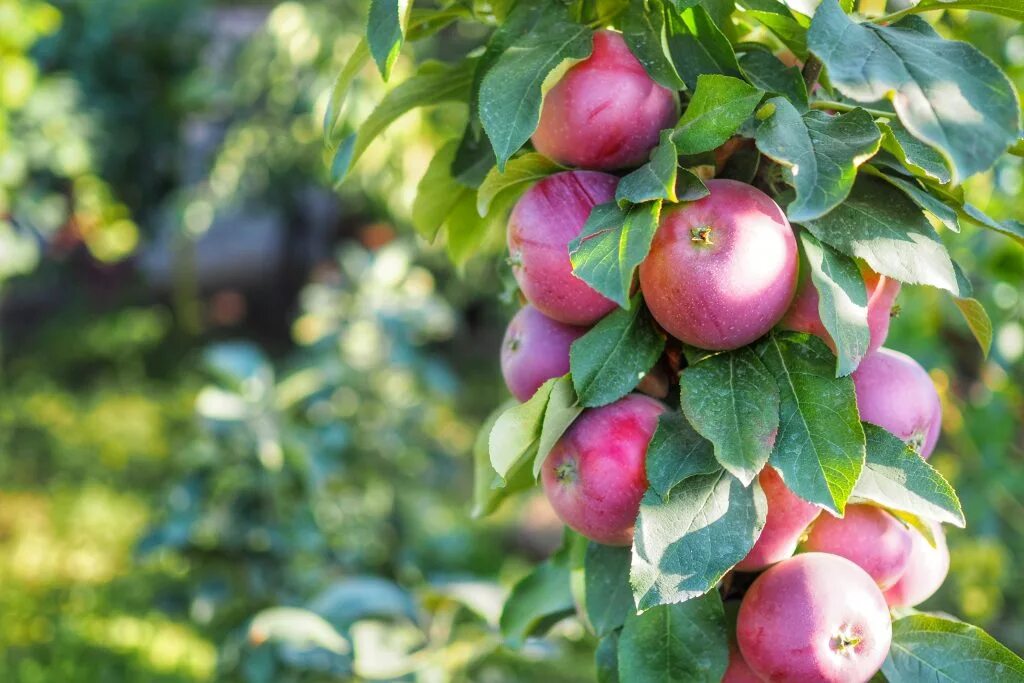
(499, 30, 947, 683)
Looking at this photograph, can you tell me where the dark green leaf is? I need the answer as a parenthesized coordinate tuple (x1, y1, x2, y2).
(735, 0, 810, 57)
(853, 424, 965, 527)
(757, 332, 865, 515)
(616, 131, 680, 206)
(618, 591, 729, 682)
(631, 472, 767, 609)
(738, 48, 808, 108)
(755, 99, 881, 222)
(962, 204, 1024, 247)
(499, 555, 575, 647)
(808, 0, 1020, 182)
(476, 153, 564, 216)
(801, 176, 961, 296)
(679, 348, 779, 486)
(570, 297, 666, 408)
(367, 0, 407, 80)
(596, 631, 621, 683)
(882, 615, 1024, 682)
(874, 171, 960, 233)
(569, 200, 662, 308)
(585, 543, 634, 636)
(645, 411, 720, 500)
(672, 74, 763, 155)
(621, 0, 686, 90)
(666, 5, 742, 89)
(799, 231, 870, 377)
(877, 119, 951, 184)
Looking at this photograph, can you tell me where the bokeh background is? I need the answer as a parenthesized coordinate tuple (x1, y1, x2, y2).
(0, 1, 1020, 680)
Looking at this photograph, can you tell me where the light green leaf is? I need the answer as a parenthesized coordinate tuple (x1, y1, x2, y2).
(754, 98, 881, 222)
(645, 411, 720, 500)
(808, 0, 1020, 182)
(877, 119, 951, 184)
(853, 424, 965, 527)
(961, 204, 1024, 247)
(534, 375, 583, 477)
(873, 171, 960, 233)
(665, 5, 742, 89)
(905, 0, 1024, 21)
(618, 591, 729, 682)
(489, 377, 556, 485)
(735, 0, 810, 57)
(673, 74, 763, 155)
(585, 543, 634, 636)
(473, 401, 534, 518)
(757, 332, 865, 515)
(570, 296, 666, 408)
(500, 554, 575, 648)
(476, 153, 564, 216)
(367, 0, 409, 81)
(413, 141, 472, 241)
(882, 615, 1024, 682)
(250, 607, 350, 654)
(679, 348, 780, 486)
(616, 130, 681, 206)
(953, 296, 993, 358)
(621, 0, 686, 90)
(323, 40, 370, 143)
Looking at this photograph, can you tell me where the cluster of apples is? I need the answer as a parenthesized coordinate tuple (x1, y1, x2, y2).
(498, 30, 948, 683)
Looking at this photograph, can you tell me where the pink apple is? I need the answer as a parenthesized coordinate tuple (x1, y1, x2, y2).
(737, 553, 892, 683)
(507, 171, 618, 325)
(723, 645, 763, 683)
(853, 347, 942, 459)
(884, 521, 949, 608)
(803, 504, 913, 589)
(638, 179, 798, 350)
(540, 394, 666, 545)
(532, 30, 679, 171)
(735, 466, 820, 572)
(500, 304, 587, 402)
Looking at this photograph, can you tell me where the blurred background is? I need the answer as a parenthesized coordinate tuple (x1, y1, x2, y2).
(0, 1, 1020, 680)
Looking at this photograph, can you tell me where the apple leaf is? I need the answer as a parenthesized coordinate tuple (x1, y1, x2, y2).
(323, 40, 370, 144)
(413, 141, 473, 241)
(621, 0, 686, 90)
(874, 171, 960, 233)
(476, 153, 564, 216)
(953, 296, 993, 358)
(672, 74, 763, 155)
(665, 5, 742, 89)
(738, 48, 807, 109)
(877, 119, 951, 184)
(908, 0, 1024, 21)
(366, 0, 409, 81)
(534, 375, 583, 477)
(616, 131, 682, 207)
(645, 411, 720, 500)
(473, 400, 534, 518)
(585, 543, 634, 636)
(500, 551, 575, 648)
(735, 0, 810, 58)
(962, 204, 1024, 247)
(596, 632, 621, 683)
(882, 615, 1024, 682)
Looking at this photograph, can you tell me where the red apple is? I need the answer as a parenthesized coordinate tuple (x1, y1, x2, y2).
(735, 466, 820, 572)
(723, 645, 763, 683)
(884, 521, 949, 608)
(803, 504, 914, 589)
(500, 304, 587, 402)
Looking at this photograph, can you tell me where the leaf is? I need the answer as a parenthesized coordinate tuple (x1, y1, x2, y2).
(473, 401, 534, 518)
(334, 59, 475, 183)
(735, 0, 810, 57)
(909, 0, 1024, 21)
(413, 141, 472, 241)
(678, 348, 780, 486)
(534, 375, 583, 477)
(882, 615, 1024, 682)
(444, 191, 502, 267)
(570, 296, 666, 408)
(621, 0, 686, 90)
(585, 543, 634, 636)
(631, 472, 767, 609)
(476, 153, 564, 216)
(665, 4, 742, 89)
(757, 332, 865, 515)
(250, 608, 350, 654)
(800, 175, 961, 296)
(799, 231, 870, 377)
(479, 10, 593, 170)
(618, 591, 729, 682)
(596, 632, 621, 683)
(874, 171, 960, 233)
(499, 554, 575, 648)
(672, 74, 763, 155)
(853, 424, 965, 528)
(568, 200, 662, 308)
(754, 99, 881, 222)
(877, 119, 951, 184)
(808, 0, 1020, 182)
(645, 411, 720, 500)
(367, 0, 409, 81)
(953, 296, 993, 358)
(738, 48, 808, 109)
(323, 40, 370, 143)
(961, 204, 1024, 247)
(489, 377, 556, 485)
(616, 130, 680, 206)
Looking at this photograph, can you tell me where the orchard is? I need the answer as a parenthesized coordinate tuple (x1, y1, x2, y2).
(330, 0, 1024, 681)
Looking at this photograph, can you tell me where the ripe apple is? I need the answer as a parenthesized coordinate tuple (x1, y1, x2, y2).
(803, 504, 913, 589)
(500, 304, 587, 402)
(735, 466, 820, 572)
(884, 521, 950, 608)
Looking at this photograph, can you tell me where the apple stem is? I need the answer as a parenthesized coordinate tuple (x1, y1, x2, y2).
(690, 226, 714, 246)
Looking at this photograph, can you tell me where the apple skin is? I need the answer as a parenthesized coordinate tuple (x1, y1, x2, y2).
(802, 504, 914, 590)
(507, 171, 618, 325)
(735, 466, 820, 572)
(638, 179, 798, 351)
(500, 304, 588, 402)
(852, 347, 942, 459)
(540, 394, 666, 545)
(884, 521, 949, 608)
(737, 553, 892, 683)
(531, 30, 679, 171)
(781, 265, 900, 356)
(723, 646, 763, 683)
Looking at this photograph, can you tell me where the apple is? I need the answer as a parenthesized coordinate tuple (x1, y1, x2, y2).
(884, 521, 950, 608)
(735, 466, 820, 572)
(803, 504, 914, 589)
(501, 304, 587, 402)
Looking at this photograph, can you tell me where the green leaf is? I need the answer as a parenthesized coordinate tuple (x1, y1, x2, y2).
(953, 296, 993, 358)
(413, 141, 472, 241)
(499, 554, 575, 648)
(757, 332, 865, 515)
(444, 190, 505, 267)
(908, 0, 1024, 21)
(631, 472, 767, 609)
(534, 375, 583, 477)
(489, 376, 556, 485)
(754, 98, 881, 222)
(621, 0, 686, 90)
(808, 0, 1020, 182)
(665, 5, 742, 89)
(596, 631, 621, 683)
(367, 0, 409, 81)
(645, 411, 720, 500)
(616, 131, 681, 206)
(473, 401, 535, 518)
(735, 0, 810, 57)
(569, 200, 662, 308)
(799, 231, 870, 377)
(479, 10, 593, 170)
(961, 204, 1024, 247)
(618, 591, 729, 682)
(323, 40, 371, 143)
(672, 74, 763, 155)
(335, 59, 475, 183)
(877, 119, 951, 184)
(882, 615, 1024, 682)
(873, 171, 960, 233)
(585, 543, 634, 636)
(678, 348, 779, 486)
(476, 153, 564, 216)
(853, 424, 965, 528)
(250, 607, 350, 654)
(738, 48, 808, 109)
(801, 176, 961, 296)
(570, 296, 666, 408)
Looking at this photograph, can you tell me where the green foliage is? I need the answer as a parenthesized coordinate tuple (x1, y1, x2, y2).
(882, 614, 1024, 681)
(672, 74, 763, 155)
